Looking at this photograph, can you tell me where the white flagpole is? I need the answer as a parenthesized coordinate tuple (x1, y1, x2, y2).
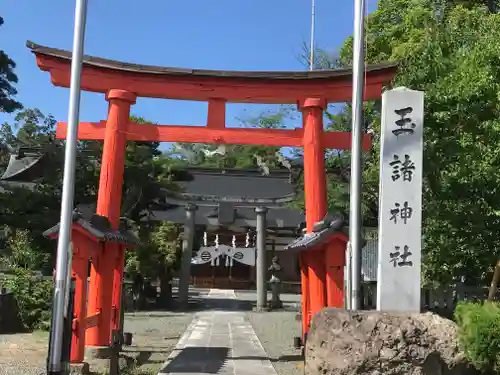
(309, 0, 316, 71)
(348, 0, 366, 311)
(48, 0, 87, 373)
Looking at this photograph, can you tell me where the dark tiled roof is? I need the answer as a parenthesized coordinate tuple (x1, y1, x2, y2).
(43, 204, 139, 245)
(175, 167, 296, 199)
(284, 214, 347, 251)
(144, 167, 305, 229)
(0, 153, 46, 182)
(145, 204, 304, 230)
(161, 190, 295, 207)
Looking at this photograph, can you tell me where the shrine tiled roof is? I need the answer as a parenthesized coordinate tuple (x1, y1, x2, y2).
(146, 204, 304, 230)
(43, 204, 139, 245)
(172, 167, 296, 201)
(144, 167, 305, 229)
(0, 153, 46, 182)
(284, 214, 348, 251)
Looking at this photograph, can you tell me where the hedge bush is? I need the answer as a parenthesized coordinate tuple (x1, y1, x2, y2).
(0, 228, 53, 331)
(4, 267, 53, 330)
(455, 301, 500, 373)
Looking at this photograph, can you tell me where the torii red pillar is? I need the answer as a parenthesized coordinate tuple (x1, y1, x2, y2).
(86, 89, 136, 346)
(299, 99, 328, 335)
(70, 232, 91, 362)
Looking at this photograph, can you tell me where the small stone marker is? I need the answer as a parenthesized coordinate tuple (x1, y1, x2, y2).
(377, 87, 424, 312)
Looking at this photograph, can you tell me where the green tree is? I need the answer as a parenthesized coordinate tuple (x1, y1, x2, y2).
(0, 228, 48, 271)
(0, 110, 63, 260)
(0, 228, 53, 330)
(0, 111, 186, 308)
(126, 221, 182, 307)
(0, 109, 95, 257)
(332, 0, 500, 284)
(287, 45, 377, 222)
(0, 16, 22, 113)
(0, 110, 181, 281)
(170, 108, 294, 170)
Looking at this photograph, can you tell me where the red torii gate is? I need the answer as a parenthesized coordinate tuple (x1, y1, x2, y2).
(28, 41, 396, 360)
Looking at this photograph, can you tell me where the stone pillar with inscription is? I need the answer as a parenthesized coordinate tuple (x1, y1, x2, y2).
(376, 87, 424, 312)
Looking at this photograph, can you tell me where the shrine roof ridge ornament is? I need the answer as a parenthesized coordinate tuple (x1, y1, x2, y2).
(43, 204, 139, 246)
(285, 213, 365, 252)
(27, 41, 398, 103)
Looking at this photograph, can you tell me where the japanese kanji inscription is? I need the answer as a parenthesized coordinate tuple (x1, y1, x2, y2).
(393, 107, 416, 136)
(389, 245, 413, 267)
(389, 201, 413, 224)
(390, 154, 415, 182)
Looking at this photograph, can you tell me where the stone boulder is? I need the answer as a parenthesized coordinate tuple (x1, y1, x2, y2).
(0, 292, 25, 333)
(305, 309, 477, 375)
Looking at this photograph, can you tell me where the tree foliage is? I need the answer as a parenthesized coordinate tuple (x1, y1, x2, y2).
(0, 228, 53, 330)
(0, 110, 182, 281)
(330, 0, 500, 284)
(0, 228, 48, 271)
(169, 109, 293, 170)
(0, 16, 22, 113)
(455, 301, 500, 372)
(126, 221, 182, 277)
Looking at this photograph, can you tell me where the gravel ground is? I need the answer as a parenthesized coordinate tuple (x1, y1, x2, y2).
(247, 310, 304, 375)
(0, 289, 304, 375)
(0, 287, 207, 375)
(120, 310, 196, 374)
(0, 311, 196, 375)
(235, 290, 302, 311)
(0, 330, 48, 375)
(235, 291, 305, 375)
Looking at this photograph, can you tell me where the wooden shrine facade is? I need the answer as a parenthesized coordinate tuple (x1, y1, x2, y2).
(27, 40, 397, 361)
(190, 230, 257, 290)
(145, 166, 305, 290)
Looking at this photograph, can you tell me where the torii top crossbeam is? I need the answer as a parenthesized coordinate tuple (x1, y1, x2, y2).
(27, 41, 396, 150)
(28, 41, 396, 104)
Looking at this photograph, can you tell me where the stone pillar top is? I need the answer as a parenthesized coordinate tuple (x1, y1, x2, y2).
(255, 206, 268, 214)
(185, 203, 198, 212)
(105, 89, 137, 104)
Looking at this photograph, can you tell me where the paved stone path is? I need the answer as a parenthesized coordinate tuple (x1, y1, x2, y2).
(158, 289, 278, 375)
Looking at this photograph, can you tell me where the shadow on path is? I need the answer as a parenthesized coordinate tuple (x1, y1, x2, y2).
(236, 354, 304, 363)
(160, 347, 230, 374)
(159, 346, 302, 374)
(202, 297, 254, 311)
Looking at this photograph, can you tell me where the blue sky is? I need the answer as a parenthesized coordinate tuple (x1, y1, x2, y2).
(1, 0, 378, 131)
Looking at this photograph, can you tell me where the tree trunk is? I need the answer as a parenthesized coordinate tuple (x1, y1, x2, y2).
(132, 273, 146, 311)
(157, 269, 172, 309)
(488, 0, 497, 13)
(488, 259, 500, 301)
